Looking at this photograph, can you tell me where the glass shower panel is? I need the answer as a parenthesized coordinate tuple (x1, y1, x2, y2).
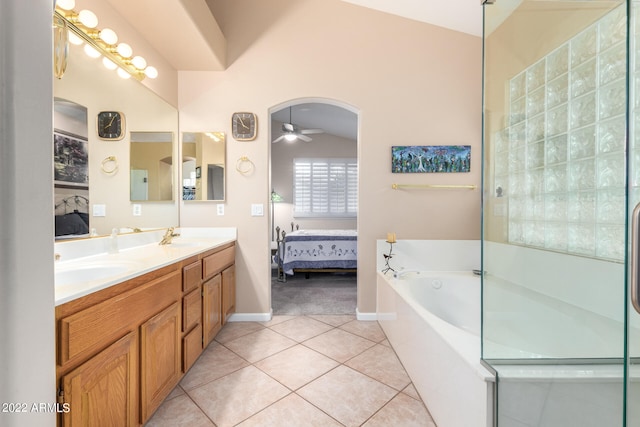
(628, 2, 640, 424)
(483, 1, 627, 425)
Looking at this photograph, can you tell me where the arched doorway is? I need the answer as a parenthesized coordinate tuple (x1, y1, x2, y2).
(268, 98, 359, 315)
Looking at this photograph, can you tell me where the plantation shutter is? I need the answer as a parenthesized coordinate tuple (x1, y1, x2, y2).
(293, 158, 357, 217)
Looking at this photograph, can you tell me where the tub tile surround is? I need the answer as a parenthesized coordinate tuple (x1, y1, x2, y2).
(484, 242, 640, 426)
(376, 239, 481, 273)
(145, 315, 437, 427)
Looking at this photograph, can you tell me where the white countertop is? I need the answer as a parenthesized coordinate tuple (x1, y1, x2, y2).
(54, 227, 236, 306)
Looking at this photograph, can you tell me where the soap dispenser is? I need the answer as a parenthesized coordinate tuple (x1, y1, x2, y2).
(108, 228, 119, 254)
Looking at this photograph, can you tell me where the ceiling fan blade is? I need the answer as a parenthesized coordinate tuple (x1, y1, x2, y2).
(300, 128, 324, 135)
(272, 135, 286, 143)
(283, 123, 295, 132)
(298, 134, 312, 142)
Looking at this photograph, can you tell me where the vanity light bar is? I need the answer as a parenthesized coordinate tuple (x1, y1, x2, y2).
(54, 8, 158, 81)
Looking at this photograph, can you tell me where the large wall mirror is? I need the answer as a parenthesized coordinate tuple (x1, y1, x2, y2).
(182, 132, 226, 202)
(54, 98, 90, 238)
(130, 132, 174, 201)
(53, 39, 179, 236)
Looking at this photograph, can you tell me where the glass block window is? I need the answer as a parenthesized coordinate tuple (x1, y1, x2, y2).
(293, 158, 358, 218)
(494, 5, 627, 261)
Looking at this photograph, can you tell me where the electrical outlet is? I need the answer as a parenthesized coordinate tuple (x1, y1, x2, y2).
(133, 204, 142, 216)
(217, 204, 224, 216)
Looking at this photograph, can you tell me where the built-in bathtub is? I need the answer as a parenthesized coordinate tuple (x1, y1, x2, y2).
(377, 269, 495, 427)
(376, 240, 640, 427)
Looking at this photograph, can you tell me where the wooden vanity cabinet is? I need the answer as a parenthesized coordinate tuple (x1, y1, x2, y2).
(202, 244, 235, 337)
(181, 258, 203, 372)
(140, 301, 181, 421)
(222, 264, 236, 324)
(203, 274, 222, 346)
(60, 331, 138, 427)
(55, 242, 236, 426)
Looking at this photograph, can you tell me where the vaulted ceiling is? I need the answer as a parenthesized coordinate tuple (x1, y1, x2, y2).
(103, 0, 484, 73)
(101, 0, 486, 140)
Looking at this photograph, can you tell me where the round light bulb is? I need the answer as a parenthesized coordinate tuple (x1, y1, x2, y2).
(77, 10, 98, 28)
(83, 44, 101, 58)
(99, 28, 118, 45)
(68, 31, 83, 46)
(116, 43, 132, 58)
(144, 66, 158, 79)
(285, 134, 297, 142)
(56, 0, 75, 11)
(102, 57, 117, 70)
(131, 55, 147, 70)
(117, 68, 131, 79)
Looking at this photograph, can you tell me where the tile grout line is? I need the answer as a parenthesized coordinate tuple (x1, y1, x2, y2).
(148, 316, 432, 426)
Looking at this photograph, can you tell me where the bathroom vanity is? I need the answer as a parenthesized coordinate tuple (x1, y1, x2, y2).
(53, 228, 235, 426)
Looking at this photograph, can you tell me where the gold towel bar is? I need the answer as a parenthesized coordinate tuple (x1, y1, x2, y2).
(392, 183, 477, 190)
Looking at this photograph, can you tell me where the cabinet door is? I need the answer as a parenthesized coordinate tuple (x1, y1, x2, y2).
(140, 302, 181, 423)
(183, 323, 203, 372)
(61, 331, 138, 427)
(222, 265, 236, 324)
(203, 274, 222, 346)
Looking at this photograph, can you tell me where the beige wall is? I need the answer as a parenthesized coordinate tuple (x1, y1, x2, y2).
(180, 0, 482, 315)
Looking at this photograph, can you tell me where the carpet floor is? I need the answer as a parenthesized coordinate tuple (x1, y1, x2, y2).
(271, 270, 357, 315)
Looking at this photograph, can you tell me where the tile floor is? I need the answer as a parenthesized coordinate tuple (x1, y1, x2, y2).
(146, 315, 437, 427)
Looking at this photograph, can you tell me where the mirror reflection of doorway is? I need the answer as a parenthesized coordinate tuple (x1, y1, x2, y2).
(130, 169, 149, 201)
(269, 100, 359, 315)
(208, 164, 224, 200)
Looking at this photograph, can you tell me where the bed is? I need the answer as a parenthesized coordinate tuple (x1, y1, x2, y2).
(55, 194, 90, 238)
(274, 225, 357, 282)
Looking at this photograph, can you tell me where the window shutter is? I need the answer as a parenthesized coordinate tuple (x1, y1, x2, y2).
(293, 158, 357, 217)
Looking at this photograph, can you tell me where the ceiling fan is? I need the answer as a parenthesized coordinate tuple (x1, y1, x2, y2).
(272, 106, 324, 143)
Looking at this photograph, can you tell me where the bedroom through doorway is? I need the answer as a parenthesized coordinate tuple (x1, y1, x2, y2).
(269, 99, 359, 315)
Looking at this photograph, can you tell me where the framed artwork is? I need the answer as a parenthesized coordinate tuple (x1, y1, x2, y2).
(392, 145, 471, 173)
(54, 130, 89, 188)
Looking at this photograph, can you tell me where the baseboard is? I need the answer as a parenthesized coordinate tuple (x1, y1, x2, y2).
(227, 311, 272, 322)
(228, 310, 374, 322)
(356, 309, 377, 321)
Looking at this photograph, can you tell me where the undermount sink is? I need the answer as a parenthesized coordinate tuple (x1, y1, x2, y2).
(55, 262, 137, 287)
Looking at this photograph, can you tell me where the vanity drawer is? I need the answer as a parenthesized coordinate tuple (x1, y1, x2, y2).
(203, 246, 235, 280)
(182, 323, 203, 372)
(58, 270, 181, 367)
(182, 287, 201, 332)
(183, 260, 202, 292)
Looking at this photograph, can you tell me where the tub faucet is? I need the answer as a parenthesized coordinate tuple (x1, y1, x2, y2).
(159, 227, 180, 245)
(393, 269, 421, 279)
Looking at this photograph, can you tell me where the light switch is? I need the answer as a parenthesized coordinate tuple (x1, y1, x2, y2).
(217, 204, 224, 216)
(251, 204, 264, 216)
(133, 204, 142, 216)
(93, 204, 106, 217)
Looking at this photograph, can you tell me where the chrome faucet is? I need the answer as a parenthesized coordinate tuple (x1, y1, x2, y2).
(159, 227, 180, 245)
(393, 269, 421, 279)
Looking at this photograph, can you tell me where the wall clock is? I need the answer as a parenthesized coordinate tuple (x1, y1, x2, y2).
(232, 112, 257, 141)
(97, 111, 125, 140)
